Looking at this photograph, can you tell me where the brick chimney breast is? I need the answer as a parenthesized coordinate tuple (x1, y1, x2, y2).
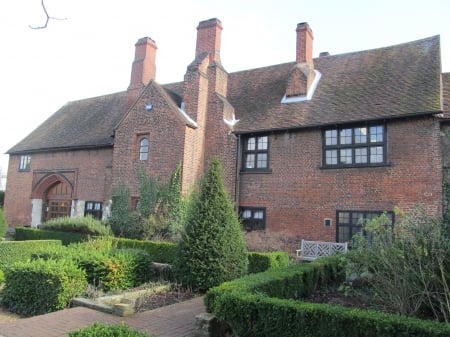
(128, 37, 157, 90)
(195, 18, 223, 64)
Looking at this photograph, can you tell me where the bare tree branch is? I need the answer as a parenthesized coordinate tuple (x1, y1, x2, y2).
(29, 0, 67, 29)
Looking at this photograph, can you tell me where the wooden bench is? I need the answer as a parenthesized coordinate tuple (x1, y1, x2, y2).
(296, 239, 348, 261)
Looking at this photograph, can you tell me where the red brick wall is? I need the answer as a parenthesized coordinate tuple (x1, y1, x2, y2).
(113, 83, 186, 197)
(4, 148, 113, 226)
(239, 116, 443, 251)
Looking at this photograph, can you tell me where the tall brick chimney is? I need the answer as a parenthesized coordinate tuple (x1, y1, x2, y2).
(296, 22, 314, 66)
(125, 37, 157, 110)
(284, 22, 316, 99)
(129, 37, 157, 90)
(195, 18, 222, 64)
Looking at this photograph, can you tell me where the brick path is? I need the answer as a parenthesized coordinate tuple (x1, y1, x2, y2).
(0, 296, 205, 337)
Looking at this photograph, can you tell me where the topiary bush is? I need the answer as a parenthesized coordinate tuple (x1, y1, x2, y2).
(40, 215, 112, 236)
(174, 158, 248, 292)
(68, 322, 152, 337)
(1, 258, 87, 316)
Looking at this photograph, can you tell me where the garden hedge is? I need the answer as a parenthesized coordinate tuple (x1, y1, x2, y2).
(112, 238, 177, 264)
(247, 251, 290, 274)
(205, 256, 450, 337)
(1, 258, 87, 316)
(0, 239, 62, 271)
(15, 227, 89, 245)
(69, 323, 152, 337)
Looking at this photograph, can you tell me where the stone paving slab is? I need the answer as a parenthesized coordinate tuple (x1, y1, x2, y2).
(0, 296, 205, 337)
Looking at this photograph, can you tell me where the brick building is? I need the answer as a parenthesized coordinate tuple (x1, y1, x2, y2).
(5, 18, 450, 250)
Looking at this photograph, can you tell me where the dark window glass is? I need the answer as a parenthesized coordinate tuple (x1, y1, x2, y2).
(239, 207, 266, 231)
(323, 124, 386, 167)
(19, 155, 31, 171)
(336, 210, 394, 243)
(139, 138, 149, 161)
(242, 135, 269, 171)
(84, 201, 103, 220)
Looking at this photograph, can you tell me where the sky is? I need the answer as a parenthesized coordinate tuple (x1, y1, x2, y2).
(0, 0, 449, 189)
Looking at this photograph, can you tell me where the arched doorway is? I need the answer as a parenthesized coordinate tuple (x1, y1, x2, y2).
(44, 181, 72, 221)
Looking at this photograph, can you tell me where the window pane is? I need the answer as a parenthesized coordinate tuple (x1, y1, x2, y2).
(352, 212, 365, 225)
(256, 153, 267, 168)
(139, 138, 149, 161)
(326, 150, 337, 165)
(370, 126, 383, 143)
(325, 130, 337, 145)
(355, 148, 368, 163)
(340, 148, 353, 164)
(338, 226, 350, 243)
(245, 154, 255, 168)
(242, 210, 251, 218)
(86, 202, 93, 210)
(94, 203, 102, 211)
(339, 212, 350, 224)
(370, 146, 383, 163)
(354, 127, 367, 143)
(254, 211, 264, 219)
(340, 129, 352, 145)
(258, 136, 268, 150)
(247, 137, 256, 151)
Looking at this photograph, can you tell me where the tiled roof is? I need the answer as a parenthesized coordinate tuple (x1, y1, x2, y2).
(7, 92, 128, 154)
(443, 73, 450, 116)
(8, 35, 443, 153)
(229, 35, 442, 133)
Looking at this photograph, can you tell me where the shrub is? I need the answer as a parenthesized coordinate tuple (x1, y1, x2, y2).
(348, 207, 450, 322)
(112, 238, 177, 264)
(40, 215, 112, 236)
(0, 207, 7, 239)
(1, 258, 87, 316)
(174, 158, 248, 292)
(69, 323, 152, 337)
(15, 227, 90, 245)
(0, 240, 62, 271)
(248, 251, 290, 274)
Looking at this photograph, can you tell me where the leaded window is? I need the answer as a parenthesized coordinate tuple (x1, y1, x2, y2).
(323, 125, 386, 167)
(242, 135, 269, 171)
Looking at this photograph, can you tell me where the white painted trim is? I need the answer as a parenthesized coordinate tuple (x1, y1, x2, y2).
(281, 70, 322, 103)
(179, 102, 198, 127)
(223, 114, 239, 127)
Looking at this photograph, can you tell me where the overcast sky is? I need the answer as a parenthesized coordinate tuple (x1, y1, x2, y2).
(1, 0, 449, 189)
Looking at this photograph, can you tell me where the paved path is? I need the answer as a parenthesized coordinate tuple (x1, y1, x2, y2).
(0, 296, 205, 337)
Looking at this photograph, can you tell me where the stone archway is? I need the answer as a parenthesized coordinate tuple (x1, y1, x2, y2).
(30, 172, 75, 226)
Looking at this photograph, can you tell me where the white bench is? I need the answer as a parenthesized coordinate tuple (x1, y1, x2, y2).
(296, 239, 348, 261)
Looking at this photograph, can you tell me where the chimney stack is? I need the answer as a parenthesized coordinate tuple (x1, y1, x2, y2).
(195, 18, 223, 64)
(296, 22, 314, 66)
(128, 37, 157, 90)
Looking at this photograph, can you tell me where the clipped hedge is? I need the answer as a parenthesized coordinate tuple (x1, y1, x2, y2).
(248, 251, 290, 274)
(41, 215, 112, 236)
(1, 259, 87, 316)
(0, 240, 62, 271)
(112, 238, 177, 264)
(69, 323, 152, 337)
(15, 227, 89, 245)
(206, 257, 450, 337)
